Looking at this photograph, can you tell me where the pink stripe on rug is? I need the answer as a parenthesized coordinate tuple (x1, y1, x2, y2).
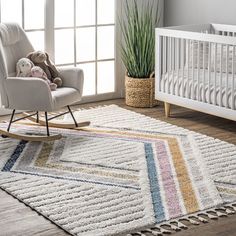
(155, 141, 183, 218)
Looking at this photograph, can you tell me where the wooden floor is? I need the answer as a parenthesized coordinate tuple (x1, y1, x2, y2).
(0, 99, 236, 236)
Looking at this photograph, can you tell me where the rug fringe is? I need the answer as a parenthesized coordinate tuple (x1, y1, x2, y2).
(129, 203, 236, 235)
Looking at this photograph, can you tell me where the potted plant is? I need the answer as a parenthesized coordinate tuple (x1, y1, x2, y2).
(120, 0, 160, 108)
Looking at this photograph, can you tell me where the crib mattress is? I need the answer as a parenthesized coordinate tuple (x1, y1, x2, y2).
(161, 69, 236, 109)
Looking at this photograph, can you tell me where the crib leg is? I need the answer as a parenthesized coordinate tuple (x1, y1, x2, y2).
(164, 102, 171, 118)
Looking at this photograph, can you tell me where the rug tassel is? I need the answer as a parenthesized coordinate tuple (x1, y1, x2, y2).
(230, 205, 236, 211)
(144, 229, 163, 236)
(197, 215, 208, 223)
(205, 212, 218, 220)
(215, 210, 227, 217)
(128, 202, 236, 236)
(225, 208, 235, 214)
(160, 223, 179, 232)
(176, 221, 188, 229)
(152, 225, 171, 235)
(188, 217, 200, 225)
(169, 223, 181, 231)
(159, 227, 172, 234)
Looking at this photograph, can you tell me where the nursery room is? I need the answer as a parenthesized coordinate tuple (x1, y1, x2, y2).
(0, 0, 236, 235)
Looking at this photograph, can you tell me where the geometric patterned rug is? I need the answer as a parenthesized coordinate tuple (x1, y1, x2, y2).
(0, 105, 236, 236)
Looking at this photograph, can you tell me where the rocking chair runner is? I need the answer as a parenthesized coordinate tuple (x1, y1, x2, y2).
(0, 23, 90, 141)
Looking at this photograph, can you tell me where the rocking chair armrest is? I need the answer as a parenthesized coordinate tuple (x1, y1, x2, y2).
(5, 77, 54, 110)
(58, 67, 84, 94)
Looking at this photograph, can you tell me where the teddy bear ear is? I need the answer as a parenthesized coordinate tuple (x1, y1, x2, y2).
(26, 52, 33, 60)
(16, 62, 21, 77)
(45, 52, 53, 65)
(29, 60, 34, 67)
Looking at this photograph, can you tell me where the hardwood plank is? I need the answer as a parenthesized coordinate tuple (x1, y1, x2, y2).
(0, 191, 69, 236)
(0, 99, 235, 236)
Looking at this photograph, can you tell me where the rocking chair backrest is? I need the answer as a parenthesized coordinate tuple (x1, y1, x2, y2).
(0, 23, 34, 107)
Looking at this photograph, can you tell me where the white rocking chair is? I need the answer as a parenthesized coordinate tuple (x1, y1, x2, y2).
(0, 23, 90, 141)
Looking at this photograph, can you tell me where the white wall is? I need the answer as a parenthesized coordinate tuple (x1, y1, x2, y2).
(135, 0, 164, 26)
(164, 0, 236, 26)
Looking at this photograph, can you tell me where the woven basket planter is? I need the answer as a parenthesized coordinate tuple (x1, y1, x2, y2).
(125, 73, 158, 108)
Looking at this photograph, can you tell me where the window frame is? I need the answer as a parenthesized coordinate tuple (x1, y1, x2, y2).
(45, 0, 122, 103)
(0, 0, 46, 50)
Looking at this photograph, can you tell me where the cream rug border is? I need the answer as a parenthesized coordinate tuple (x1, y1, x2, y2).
(0, 105, 235, 236)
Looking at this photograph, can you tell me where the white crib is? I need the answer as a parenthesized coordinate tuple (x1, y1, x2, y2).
(155, 24, 236, 121)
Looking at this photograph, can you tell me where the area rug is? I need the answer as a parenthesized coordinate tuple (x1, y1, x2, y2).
(0, 105, 235, 236)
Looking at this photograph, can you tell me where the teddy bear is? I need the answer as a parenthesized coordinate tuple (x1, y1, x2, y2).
(16, 58, 34, 77)
(31, 66, 57, 91)
(26, 51, 63, 87)
(16, 58, 57, 91)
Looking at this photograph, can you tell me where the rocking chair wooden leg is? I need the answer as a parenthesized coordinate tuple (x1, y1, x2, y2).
(67, 105, 78, 127)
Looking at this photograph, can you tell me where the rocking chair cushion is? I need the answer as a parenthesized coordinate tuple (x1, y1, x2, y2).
(58, 67, 84, 95)
(0, 23, 21, 46)
(5, 77, 82, 111)
(51, 87, 81, 110)
(5, 77, 54, 111)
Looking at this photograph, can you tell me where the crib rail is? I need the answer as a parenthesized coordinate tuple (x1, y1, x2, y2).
(156, 24, 236, 111)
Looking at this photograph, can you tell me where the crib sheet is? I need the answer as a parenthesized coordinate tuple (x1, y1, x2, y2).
(161, 69, 236, 109)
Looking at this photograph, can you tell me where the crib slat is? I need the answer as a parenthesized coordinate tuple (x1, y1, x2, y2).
(165, 37, 169, 94)
(162, 36, 166, 92)
(220, 44, 223, 107)
(208, 43, 212, 103)
(197, 41, 200, 101)
(162, 37, 165, 73)
(182, 38, 185, 97)
(226, 45, 229, 108)
(203, 41, 206, 102)
(232, 46, 235, 110)
(177, 38, 180, 96)
(169, 37, 172, 94)
(163, 37, 166, 93)
(171, 37, 175, 95)
(214, 43, 217, 105)
(168, 37, 171, 94)
(191, 40, 195, 99)
(187, 39, 190, 98)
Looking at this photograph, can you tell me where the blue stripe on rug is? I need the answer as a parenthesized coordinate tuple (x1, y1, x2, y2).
(145, 143, 165, 223)
(2, 140, 28, 172)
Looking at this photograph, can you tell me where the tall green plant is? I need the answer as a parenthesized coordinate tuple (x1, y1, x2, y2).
(120, 0, 160, 78)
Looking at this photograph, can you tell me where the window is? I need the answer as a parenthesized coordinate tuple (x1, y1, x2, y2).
(0, 0, 45, 51)
(54, 0, 116, 96)
(0, 0, 120, 102)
